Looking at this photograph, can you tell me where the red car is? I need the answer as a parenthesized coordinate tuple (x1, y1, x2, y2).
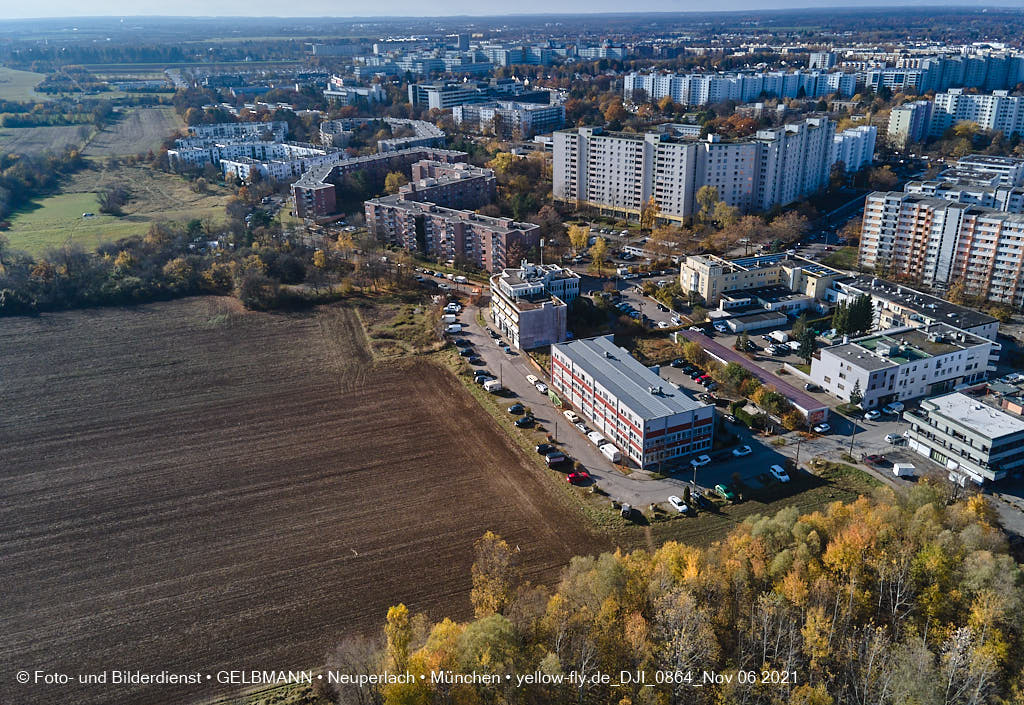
(696, 374, 711, 383)
(566, 471, 591, 485)
(864, 454, 886, 466)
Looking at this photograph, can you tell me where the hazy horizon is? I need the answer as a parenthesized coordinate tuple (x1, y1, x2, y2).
(1, 0, 1020, 21)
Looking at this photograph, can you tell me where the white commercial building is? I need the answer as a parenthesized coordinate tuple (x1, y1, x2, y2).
(830, 125, 876, 173)
(904, 392, 1024, 484)
(550, 336, 715, 470)
(489, 262, 579, 350)
(808, 323, 996, 410)
(553, 118, 834, 222)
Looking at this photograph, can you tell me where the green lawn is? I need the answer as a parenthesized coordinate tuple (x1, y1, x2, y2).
(0, 66, 45, 101)
(4, 191, 224, 256)
(822, 245, 859, 270)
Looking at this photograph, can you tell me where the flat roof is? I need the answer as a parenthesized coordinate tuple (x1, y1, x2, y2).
(554, 336, 707, 421)
(839, 275, 998, 330)
(825, 343, 898, 371)
(926, 392, 1024, 440)
(730, 310, 788, 323)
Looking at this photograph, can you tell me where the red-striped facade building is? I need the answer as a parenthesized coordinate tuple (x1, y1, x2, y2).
(551, 336, 715, 470)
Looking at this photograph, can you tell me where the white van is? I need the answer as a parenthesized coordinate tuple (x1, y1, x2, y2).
(526, 374, 539, 385)
(587, 431, 606, 446)
(483, 379, 503, 393)
(444, 323, 462, 334)
(601, 444, 622, 463)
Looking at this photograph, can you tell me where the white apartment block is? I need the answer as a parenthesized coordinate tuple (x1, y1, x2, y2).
(489, 262, 579, 350)
(809, 51, 838, 70)
(904, 180, 1024, 214)
(553, 118, 834, 222)
(887, 100, 933, 148)
(929, 89, 1024, 139)
(859, 192, 1024, 307)
(323, 77, 387, 105)
(951, 154, 1024, 187)
(809, 323, 995, 410)
(186, 121, 288, 142)
(830, 125, 877, 173)
(550, 336, 715, 470)
(623, 70, 855, 105)
(452, 101, 565, 139)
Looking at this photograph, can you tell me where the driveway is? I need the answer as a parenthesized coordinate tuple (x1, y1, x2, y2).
(673, 328, 827, 419)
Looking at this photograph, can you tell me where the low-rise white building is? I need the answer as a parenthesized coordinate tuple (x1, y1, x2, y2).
(489, 262, 579, 350)
(550, 336, 715, 470)
(808, 323, 995, 410)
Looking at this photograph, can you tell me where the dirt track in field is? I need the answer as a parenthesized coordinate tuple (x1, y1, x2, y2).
(0, 298, 601, 705)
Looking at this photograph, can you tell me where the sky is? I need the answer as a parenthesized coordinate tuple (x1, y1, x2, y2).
(1, 0, 1010, 20)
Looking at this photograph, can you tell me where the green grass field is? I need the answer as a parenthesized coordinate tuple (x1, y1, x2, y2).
(4, 164, 232, 256)
(0, 66, 45, 101)
(5, 191, 228, 256)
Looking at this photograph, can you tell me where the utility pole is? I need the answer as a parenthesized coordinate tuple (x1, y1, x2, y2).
(848, 420, 858, 457)
(539, 237, 544, 265)
(795, 437, 803, 467)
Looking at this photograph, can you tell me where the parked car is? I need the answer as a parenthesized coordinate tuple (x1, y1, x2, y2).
(732, 445, 752, 457)
(863, 454, 886, 466)
(574, 422, 588, 434)
(882, 402, 905, 414)
(724, 414, 738, 424)
(459, 348, 474, 357)
(620, 503, 633, 519)
(514, 415, 534, 428)
(566, 471, 591, 485)
(469, 356, 484, 365)
(813, 423, 831, 434)
(535, 382, 548, 394)
(769, 464, 791, 483)
(714, 483, 737, 501)
(690, 454, 712, 468)
(535, 443, 555, 455)
(864, 410, 881, 421)
(668, 495, 690, 514)
(885, 433, 904, 444)
(670, 358, 685, 368)
(526, 374, 539, 385)
(563, 410, 580, 423)
(804, 383, 822, 393)
(690, 370, 704, 379)
(507, 403, 525, 415)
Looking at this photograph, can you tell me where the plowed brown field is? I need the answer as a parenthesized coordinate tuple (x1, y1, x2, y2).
(0, 297, 600, 705)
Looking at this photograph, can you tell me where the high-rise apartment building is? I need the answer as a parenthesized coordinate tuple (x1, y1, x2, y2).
(830, 125, 877, 172)
(552, 118, 835, 222)
(887, 100, 933, 148)
(929, 89, 1024, 139)
(859, 191, 1024, 306)
(623, 70, 855, 105)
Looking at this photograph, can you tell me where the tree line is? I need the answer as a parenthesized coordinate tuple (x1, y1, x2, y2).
(316, 487, 1022, 705)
